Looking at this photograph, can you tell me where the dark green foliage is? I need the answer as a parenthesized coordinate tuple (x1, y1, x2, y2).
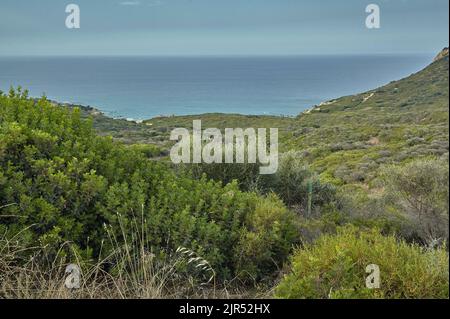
(0, 89, 298, 281)
(182, 151, 337, 214)
(258, 151, 336, 212)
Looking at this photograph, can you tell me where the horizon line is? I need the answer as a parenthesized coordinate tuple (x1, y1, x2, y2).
(0, 52, 437, 58)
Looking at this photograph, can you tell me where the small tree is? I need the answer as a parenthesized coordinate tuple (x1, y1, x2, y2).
(382, 158, 449, 244)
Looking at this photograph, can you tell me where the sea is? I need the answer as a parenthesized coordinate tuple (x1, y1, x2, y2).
(0, 55, 433, 120)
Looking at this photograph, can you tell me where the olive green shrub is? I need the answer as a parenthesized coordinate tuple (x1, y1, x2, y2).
(275, 226, 449, 299)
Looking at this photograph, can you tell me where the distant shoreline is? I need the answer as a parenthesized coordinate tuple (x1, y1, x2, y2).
(48, 98, 296, 123)
(1, 54, 433, 120)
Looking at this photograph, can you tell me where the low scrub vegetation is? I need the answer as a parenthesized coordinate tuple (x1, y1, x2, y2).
(0, 53, 448, 299)
(275, 226, 449, 299)
(0, 89, 298, 286)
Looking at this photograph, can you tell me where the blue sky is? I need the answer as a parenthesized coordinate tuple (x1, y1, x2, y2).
(0, 0, 448, 56)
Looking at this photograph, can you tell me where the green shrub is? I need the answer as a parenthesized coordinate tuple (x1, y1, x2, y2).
(259, 151, 336, 212)
(234, 193, 299, 281)
(185, 151, 336, 213)
(127, 143, 164, 158)
(381, 158, 449, 244)
(0, 89, 298, 282)
(275, 226, 449, 299)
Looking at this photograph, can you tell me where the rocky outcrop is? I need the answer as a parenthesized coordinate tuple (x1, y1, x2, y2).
(433, 47, 449, 62)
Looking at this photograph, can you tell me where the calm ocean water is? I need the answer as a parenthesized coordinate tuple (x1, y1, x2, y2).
(0, 55, 432, 120)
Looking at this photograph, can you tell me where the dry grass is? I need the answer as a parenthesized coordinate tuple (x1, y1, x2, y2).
(0, 207, 273, 299)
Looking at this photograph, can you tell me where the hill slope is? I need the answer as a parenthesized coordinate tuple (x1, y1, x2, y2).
(101, 52, 448, 189)
(0, 51, 448, 299)
(287, 51, 449, 185)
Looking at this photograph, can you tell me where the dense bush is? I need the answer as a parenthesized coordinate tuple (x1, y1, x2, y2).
(332, 158, 449, 244)
(258, 151, 336, 213)
(275, 226, 449, 299)
(187, 161, 261, 192)
(381, 158, 449, 244)
(186, 151, 336, 214)
(0, 89, 298, 281)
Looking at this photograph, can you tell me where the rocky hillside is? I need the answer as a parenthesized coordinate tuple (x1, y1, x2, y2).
(434, 47, 449, 62)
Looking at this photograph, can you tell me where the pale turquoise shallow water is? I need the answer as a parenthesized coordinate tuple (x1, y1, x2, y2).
(0, 55, 433, 119)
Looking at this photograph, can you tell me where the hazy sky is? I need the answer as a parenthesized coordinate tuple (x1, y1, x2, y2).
(0, 0, 448, 56)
